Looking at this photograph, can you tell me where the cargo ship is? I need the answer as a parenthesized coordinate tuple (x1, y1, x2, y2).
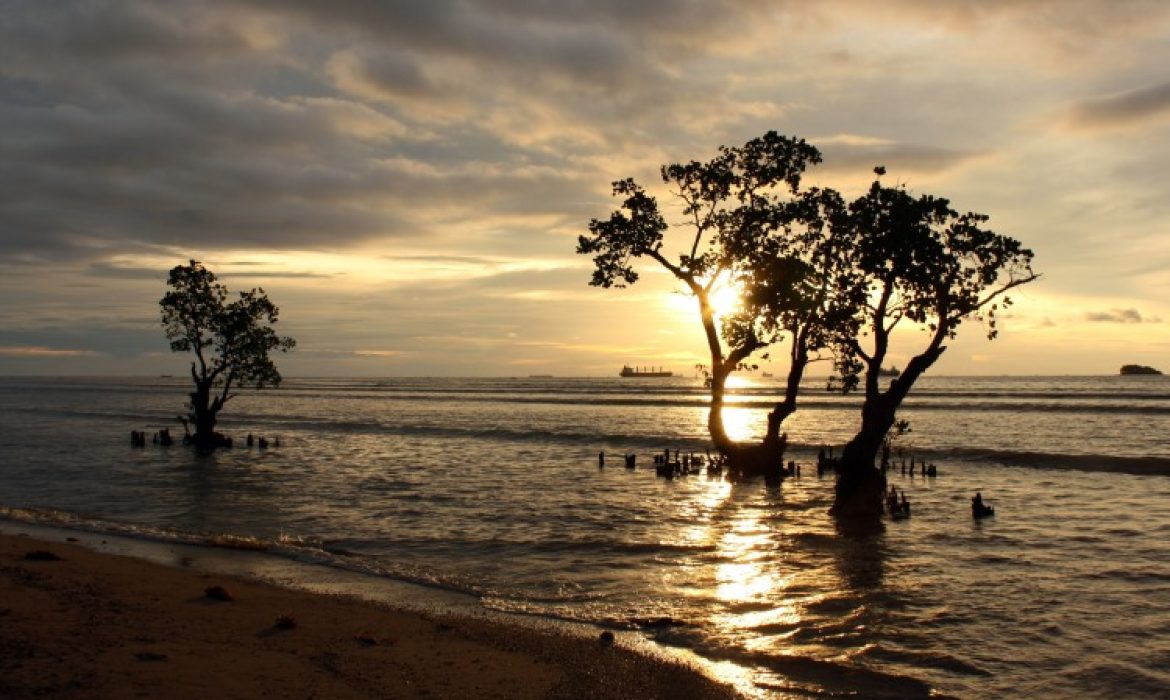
(619, 365, 673, 378)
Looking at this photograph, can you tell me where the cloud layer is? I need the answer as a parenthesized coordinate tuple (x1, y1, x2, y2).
(3, 0, 1170, 374)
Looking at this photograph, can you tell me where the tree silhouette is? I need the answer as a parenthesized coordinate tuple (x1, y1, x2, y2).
(579, 137, 1038, 494)
(829, 170, 1038, 517)
(578, 132, 844, 476)
(729, 185, 862, 434)
(160, 260, 295, 450)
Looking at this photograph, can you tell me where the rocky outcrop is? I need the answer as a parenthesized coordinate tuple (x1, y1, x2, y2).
(1120, 364, 1163, 376)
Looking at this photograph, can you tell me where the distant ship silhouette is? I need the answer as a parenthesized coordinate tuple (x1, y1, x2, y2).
(619, 365, 673, 378)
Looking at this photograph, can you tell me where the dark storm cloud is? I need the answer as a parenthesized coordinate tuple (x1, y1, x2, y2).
(246, 0, 746, 55)
(244, 0, 668, 94)
(1084, 308, 1160, 324)
(7, 0, 857, 274)
(331, 49, 439, 101)
(0, 1, 358, 260)
(1069, 82, 1170, 130)
(2, 0, 664, 264)
(0, 1, 256, 64)
(0, 78, 586, 261)
(817, 140, 986, 176)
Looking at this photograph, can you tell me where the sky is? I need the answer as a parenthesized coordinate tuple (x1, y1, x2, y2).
(2, 0, 1170, 377)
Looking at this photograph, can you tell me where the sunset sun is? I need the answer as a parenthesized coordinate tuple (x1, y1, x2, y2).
(665, 279, 745, 321)
(708, 282, 744, 319)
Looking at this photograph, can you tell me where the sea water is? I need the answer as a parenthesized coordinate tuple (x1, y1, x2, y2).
(1, 375, 1169, 698)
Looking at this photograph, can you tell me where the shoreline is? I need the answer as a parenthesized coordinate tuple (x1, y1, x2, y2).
(0, 529, 745, 699)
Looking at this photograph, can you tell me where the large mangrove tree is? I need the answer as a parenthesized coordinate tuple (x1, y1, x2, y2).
(578, 132, 852, 476)
(828, 170, 1038, 517)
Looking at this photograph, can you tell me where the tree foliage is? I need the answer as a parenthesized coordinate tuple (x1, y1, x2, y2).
(729, 185, 863, 415)
(160, 260, 295, 448)
(830, 171, 1038, 398)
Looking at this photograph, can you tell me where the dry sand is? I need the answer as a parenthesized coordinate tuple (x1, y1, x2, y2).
(0, 532, 744, 699)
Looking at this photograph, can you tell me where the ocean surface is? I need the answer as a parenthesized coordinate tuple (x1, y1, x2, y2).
(2, 374, 1169, 698)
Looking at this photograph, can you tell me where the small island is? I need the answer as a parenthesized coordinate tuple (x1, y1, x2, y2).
(1120, 364, 1163, 376)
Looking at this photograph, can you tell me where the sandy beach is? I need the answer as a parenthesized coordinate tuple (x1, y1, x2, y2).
(0, 532, 742, 699)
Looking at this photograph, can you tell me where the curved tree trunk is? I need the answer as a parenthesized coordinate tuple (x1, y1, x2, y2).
(695, 283, 798, 481)
(707, 364, 736, 456)
(738, 339, 808, 480)
(831, 397, 893, 518)
(190, 382, 216, 450)
(832, 345, 945, 519)
(706, 363, 787, 480)
(189, 379, 226, 451)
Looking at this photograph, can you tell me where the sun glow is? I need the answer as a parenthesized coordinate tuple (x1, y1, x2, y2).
(719, 406, 763, 442)
(664, 276, 745, 322)
(708, 281, 744, 319)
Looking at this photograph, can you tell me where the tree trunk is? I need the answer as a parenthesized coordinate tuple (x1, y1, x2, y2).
(707, 366, 787, 480)
(831, 346, 944, 519)
(831, 398, 893, 518)
(744, 406, 788, 480)
(190, 381, 220, 451)
(707, 366, 735, 456)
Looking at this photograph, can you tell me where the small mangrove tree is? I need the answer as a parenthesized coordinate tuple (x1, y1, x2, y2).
(160, 260, 296, 450)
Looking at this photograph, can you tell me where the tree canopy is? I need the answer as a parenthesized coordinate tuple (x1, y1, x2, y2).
(830, 173, 1037, 396)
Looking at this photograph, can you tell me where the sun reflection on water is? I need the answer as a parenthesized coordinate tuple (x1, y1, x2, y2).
(681, 479, 807, 683)
(712, 508, 795, 626)
(678, 476, 859, 696)
(718, 406, 765, 443)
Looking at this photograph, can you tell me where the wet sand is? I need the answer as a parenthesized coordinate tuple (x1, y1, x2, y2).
(0, 532, 743, 699)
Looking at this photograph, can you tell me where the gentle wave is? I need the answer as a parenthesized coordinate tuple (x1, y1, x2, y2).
(0, 506, 483, 600)
(11, 399, 1168, 476)
(933, 448, 1170, 475)
(10, 376, 1170, 410)
(249, 391, 1170, 414)
(650, 630, 941, 699)
(0, 506, 276, 551)
(859, 645, 992, 677)
(271, 418, 1170, 476)
(0, 505, 724, 608)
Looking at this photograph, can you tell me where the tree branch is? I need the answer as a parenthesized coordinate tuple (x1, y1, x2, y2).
(218, 370, 235, 407)
(849, 338, 873, 364)
(726, 335, 764, 369)
(646, 249, 699, 292)
(966, 272, 1041, 316)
